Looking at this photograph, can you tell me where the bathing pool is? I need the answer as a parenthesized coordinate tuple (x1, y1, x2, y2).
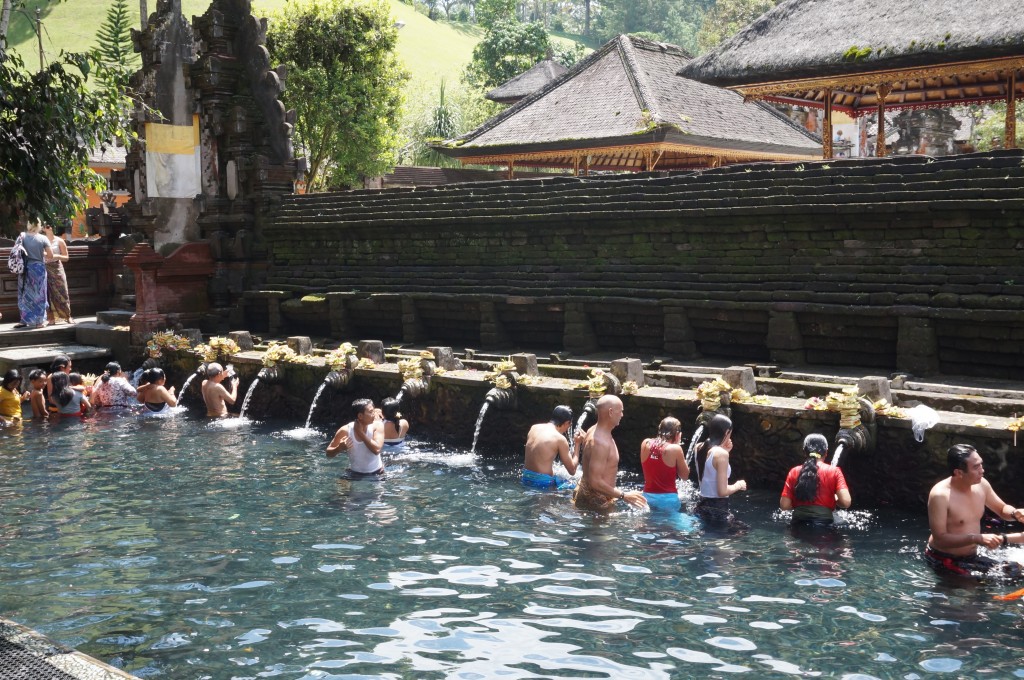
(1, 412, 1022, 679)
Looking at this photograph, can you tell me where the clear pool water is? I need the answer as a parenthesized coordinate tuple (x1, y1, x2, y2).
(1, 412, 1023, 679)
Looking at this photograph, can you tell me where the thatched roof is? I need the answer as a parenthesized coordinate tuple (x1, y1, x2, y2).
(436, 34, 820, 171)
(679, 0, 1024, 114)
(486, 58, 568, 105)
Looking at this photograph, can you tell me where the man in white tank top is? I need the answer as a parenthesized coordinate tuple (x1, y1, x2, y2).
(327, 398, 385, 474)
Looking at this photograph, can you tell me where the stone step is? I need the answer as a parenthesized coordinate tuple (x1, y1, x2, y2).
(280, 153, 1024, 212)
(96, 309, 134, 326)
(0, 322, 77, 349)
(278, 170, 1024, 218)
(0, 343, 112, 375)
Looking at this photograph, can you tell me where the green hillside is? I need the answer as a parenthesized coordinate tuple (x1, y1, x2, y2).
(5, 0, 482, 94)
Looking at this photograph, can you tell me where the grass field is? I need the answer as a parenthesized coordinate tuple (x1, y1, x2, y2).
(5, 0, 484, 93)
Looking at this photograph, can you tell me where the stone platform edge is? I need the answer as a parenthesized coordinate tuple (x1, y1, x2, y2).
(0, 616, 138, 679)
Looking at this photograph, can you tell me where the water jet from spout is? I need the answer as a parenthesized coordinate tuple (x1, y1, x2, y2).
(470, 402, 490, 455)
(830, 442, 846, 468)
(239, 377, 261, 420)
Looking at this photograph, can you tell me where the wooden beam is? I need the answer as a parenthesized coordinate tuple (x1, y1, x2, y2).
(508, 159, 515, 180)
(1007, 72, 1018, 149)
(876, 83, 891, 157)
(823, 88, 834, 159)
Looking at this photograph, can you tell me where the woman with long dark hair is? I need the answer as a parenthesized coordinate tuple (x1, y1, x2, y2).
(380, 397, 409, 447)
(780, 434, 851, 525)
(51, 371, 90, 417)
(695, 414, 747, 530)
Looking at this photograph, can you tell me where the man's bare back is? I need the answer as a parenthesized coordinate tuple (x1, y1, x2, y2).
(524, 422, 575, 477)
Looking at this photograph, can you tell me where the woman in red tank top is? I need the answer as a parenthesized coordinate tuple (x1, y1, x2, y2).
(640, 417, 691, 512)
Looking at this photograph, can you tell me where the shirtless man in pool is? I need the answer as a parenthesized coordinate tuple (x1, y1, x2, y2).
(573, 395, 647, 512)
(522, 405, 578, 488)
(925, 444, 1024, 578)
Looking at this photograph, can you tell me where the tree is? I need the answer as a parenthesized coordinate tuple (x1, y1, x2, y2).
(697, 0, 779, 53)
(267, 0, 408, 190)
(0, 47, 131, 231)
(476, 0, 515, 28)
(464, 19, 549, 89)
(94, 0, 138, 72)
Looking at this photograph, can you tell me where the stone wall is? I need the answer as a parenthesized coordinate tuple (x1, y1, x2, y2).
(257, 151, 1024, 379)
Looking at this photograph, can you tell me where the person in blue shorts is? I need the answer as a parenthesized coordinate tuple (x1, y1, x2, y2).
(522, 405, 578, 489)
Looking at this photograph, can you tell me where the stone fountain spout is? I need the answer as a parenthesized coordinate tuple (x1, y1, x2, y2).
(833, 397, 877, 466)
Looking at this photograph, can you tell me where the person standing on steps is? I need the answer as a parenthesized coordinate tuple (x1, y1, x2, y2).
(42, 223, 72, 325)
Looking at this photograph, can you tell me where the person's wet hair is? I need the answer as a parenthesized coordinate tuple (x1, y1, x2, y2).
(27, 369, 45, 383)
(206, 362, 224, 378)
(352, 398, 373, 419)
(2, 369, 21, 392)
(141, 367, 166, 385)
(51, 371, 74, 407)
(68, 372, 84, 386)
(703, 414, 733, 448)
(657, 416, 681, 441)
(550, 405, 573, 426)
(947, 443, 977, 475)
(381, 398, 402, 426)
(794, 434, 830, 502)
(50, 355, 71, 373)
(102, 361, 121, 383)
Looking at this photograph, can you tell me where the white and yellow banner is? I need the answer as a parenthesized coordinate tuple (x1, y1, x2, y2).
(145, 115, 201, 199)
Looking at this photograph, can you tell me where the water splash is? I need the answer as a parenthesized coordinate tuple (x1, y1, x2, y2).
(303, 379, 330, 430)
(178, 371, 200, 408)
(830, 442, 845, 468)
(239, 377, 261, 420)
(575, 411, 588, 435)
(470, 402, 490, 455)
(686, 424, 705, 471)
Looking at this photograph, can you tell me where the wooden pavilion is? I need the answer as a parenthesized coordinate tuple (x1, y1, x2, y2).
(434, 34, 821, 176)
(677, 0, 1024, 158)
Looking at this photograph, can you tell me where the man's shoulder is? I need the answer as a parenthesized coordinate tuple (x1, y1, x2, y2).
(928, 477, 952, 497)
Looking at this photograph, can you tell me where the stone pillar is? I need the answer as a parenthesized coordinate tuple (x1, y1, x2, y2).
(265, 292, 291, 335)
(663, 303, 697, 357)
(123, 243, 168, 344)
(287, 336, 312, 355)
(427, 346, 464, 371)
(511, 353, 539, 376)
(402, 297, 421, 344)
(228, 330, 254, 351)
(564, 302, 598, 354)
(897, 316, 939, 376)
(722, 366, 756, 394)
(324, 292, 352, 339)
(767, 310, 805, 365)
(857, 376, 892, 403)
(611, 358, 645, 387)
(358, 340, 385, 364)
(480, 300, 510, 348)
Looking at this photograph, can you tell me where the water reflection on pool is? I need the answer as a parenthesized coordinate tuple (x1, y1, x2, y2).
(1, 412, 1022, 679)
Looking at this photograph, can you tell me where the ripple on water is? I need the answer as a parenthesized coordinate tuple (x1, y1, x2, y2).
(919, 658, 963, 673)
(682, 614, 728, 625)
(706, 636, 757, 651)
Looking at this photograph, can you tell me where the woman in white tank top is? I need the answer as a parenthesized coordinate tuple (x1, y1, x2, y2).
(696, 414, 747, 531)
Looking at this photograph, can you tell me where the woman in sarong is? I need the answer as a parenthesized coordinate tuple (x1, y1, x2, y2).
(43, 223, 72, 324)
(15, 221, 53, 329)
